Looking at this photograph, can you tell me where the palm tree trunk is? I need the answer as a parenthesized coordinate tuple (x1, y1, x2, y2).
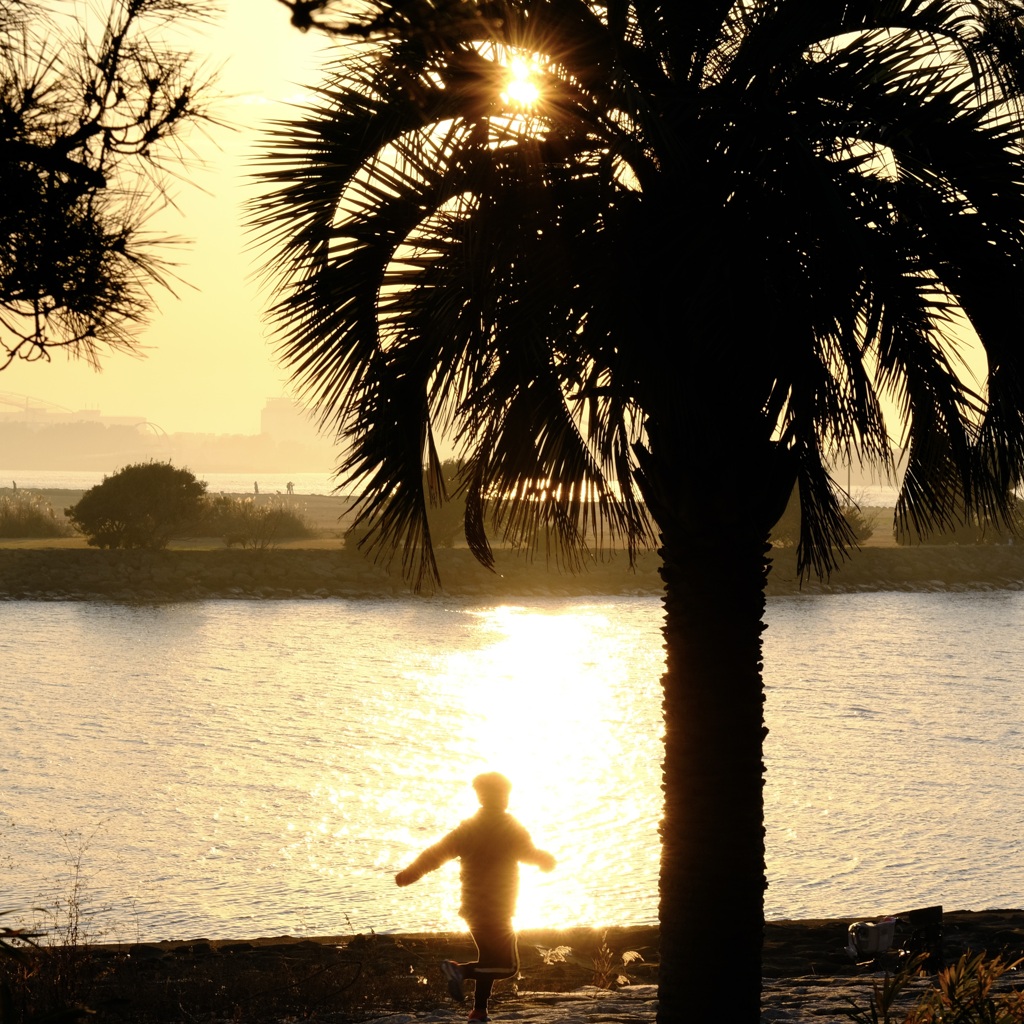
(656, 524, 772, 1022)
(636, 431, 793, 1024)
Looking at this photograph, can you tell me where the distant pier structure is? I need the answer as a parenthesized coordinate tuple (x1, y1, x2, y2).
(0, 392, 146, 428)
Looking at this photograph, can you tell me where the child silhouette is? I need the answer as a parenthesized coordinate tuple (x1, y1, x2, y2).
(395, 773, 556, 1021)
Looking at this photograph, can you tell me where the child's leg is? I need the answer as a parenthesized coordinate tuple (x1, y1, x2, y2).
(459, 920, 518, 1014)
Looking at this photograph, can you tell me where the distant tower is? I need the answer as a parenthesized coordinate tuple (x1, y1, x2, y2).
(260, 397, 321, 443)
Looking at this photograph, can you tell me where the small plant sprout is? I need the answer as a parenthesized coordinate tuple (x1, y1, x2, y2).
(590, 933, 642, 990)
(537, 945, 572, 966)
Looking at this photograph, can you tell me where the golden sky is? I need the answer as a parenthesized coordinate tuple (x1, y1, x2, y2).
(2, 1, 329, 435)
(1, 5, 991, 445)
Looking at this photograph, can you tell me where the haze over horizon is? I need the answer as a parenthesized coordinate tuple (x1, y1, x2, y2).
(1, 2, 990, 449)
(0, 1, 331, 436)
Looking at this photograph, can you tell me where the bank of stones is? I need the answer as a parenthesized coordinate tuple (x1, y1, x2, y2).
(2, 544, 1024, 601)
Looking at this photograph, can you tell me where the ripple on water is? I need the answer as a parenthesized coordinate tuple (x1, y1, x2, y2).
(2, 592, 1022, 939)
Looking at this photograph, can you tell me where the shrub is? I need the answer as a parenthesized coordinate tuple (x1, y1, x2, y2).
(0, 492, 71, 538)
(771, 491, 875, 547)
(198, 496, 313, 549)
(66, 462, 206, 549)
(842, 504, 875, 545)
(346, 459, 467, 553)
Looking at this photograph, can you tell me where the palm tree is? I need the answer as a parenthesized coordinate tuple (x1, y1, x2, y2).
(254, 3, 1024, 1019)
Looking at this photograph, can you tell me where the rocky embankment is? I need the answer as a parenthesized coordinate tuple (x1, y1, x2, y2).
(2, 543, 1024, 600)
(767, 542, 1024, 594)
(0, 547, 663, 601)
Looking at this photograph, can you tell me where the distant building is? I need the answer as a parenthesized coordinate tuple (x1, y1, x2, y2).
(260, 397, 326, 445)
(0, 393, 337, 473)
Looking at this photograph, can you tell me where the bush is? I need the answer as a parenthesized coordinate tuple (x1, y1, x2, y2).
(66, 462, 206, 549)
(771, 491, 875, 547)
(896, 496, 1024, 546)
(346, 459, 467, 552)
(198, 496, 313, 549)
(0, 492, 71, 538)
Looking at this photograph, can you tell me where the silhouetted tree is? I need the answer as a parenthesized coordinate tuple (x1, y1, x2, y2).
(0, 0, 217, 370)
(255, 3, 1024, 1019)
(67, 460, 206, 548)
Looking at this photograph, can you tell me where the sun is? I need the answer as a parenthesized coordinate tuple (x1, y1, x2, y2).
(502, 56, 541, 107)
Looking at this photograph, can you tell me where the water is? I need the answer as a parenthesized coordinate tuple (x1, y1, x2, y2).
(763, 592, 1024, 919)
(1, 470, 902, 506)
(1, 592, 1021, 944)
(1, 469, 338, 495)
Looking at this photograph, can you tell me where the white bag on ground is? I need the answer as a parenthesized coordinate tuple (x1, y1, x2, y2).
(847, 917, 897, 960)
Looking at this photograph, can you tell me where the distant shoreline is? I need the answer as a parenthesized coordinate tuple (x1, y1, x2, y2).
(4, 489, 1024, 600)
(3, 486, 357, 533)
(1, 542, 1023, 601)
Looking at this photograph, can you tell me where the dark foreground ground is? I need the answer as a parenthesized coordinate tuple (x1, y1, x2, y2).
(4, 911, 1023, 1023)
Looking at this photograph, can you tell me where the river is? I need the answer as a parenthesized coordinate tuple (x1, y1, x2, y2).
(1, 592, 1021, 944)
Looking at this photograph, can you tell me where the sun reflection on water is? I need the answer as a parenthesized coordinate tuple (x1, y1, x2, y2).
(3, 597, 665, 940)
(7, 593, 1023, 942)
(447, 606, 659, 927)
(301, 602, 664, 933)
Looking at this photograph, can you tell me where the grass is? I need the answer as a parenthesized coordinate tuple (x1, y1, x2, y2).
(195, 495, 315, 549)
(846, 953, 1024, 1024)
(0, 492, 72, 539)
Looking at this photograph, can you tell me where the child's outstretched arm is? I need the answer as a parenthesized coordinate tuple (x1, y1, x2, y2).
(525, 848, 556, 872)
(394, 835, 457, 886)
(394, 866, 419, 887)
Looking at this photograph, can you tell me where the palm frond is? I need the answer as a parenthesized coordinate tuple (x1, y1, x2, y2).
(256, 0, 1024, 587)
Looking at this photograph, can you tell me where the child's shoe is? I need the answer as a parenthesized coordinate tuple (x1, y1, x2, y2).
(440, 960, 464, 1003)
(467, 1010, 489, 1022)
